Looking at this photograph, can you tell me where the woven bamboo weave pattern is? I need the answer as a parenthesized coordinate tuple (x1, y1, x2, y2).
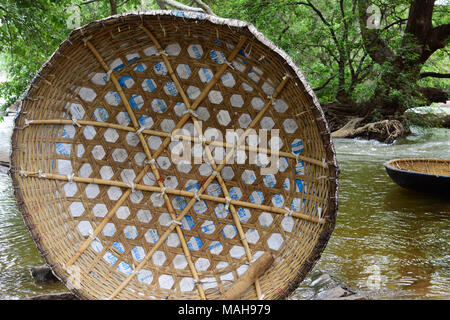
(10, 11, 338, 300)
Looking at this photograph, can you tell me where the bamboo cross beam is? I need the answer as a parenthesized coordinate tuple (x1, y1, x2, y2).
(106, 71, 294, 300)
(190, 115, 263, 298)
(83, 38, 208, 299)
(23, 118, 328, 168)
(141, 23, 264, 298)
(19, 170, 324, 224)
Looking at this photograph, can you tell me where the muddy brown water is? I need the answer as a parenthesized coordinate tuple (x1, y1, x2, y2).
(0, 116, 448, 299)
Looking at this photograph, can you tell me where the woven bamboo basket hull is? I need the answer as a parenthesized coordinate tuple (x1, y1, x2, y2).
(384, 158, 450, 195)
(10, 11, 338, 300)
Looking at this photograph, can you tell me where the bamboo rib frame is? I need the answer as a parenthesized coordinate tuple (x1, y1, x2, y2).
(10, 11, 338, 300)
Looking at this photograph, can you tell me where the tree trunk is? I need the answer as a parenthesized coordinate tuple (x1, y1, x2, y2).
(357, 0, 450, 121)
(109, 0, 117, 15)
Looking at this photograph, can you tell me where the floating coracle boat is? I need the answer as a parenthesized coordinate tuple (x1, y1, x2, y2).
(384, 158, 450, 195)
(10, 11, 338, 300)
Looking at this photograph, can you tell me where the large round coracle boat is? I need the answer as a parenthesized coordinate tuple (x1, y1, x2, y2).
(10, 11, 338, 300)
(384, 158, 450, 195)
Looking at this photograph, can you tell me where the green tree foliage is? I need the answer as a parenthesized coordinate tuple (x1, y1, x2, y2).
(0, 0, 448, 121)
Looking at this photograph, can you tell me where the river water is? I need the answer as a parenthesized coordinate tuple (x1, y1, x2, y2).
(0, 115, 448, 299)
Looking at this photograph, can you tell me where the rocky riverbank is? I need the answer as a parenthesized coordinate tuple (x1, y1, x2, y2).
(26, 265, 366, 300)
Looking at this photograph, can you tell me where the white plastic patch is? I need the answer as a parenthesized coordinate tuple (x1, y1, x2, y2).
(166, 233, 180, 247)
(147, 136, 162, 150)
(260, 117, 275, 130)
(217, 110, 231, 126)
(241, 170, 256, 184)
(137, 209, 152, 223)
(258, 212, 273, 227)
(118, 76, 135, 89)
(173, 254, 188, 269)
(76, 144, 84, 158)
(151, 98, 167, 113)
(187, 86, 201, 100)
(145, 229, 159, 244)
(237, 208, 251, 222)
(158, 274, 174, 289)
(176, 64, 192, 79)
(210, 50, 226, 64)
(195, 258, 210, 271)
(283, 119, 298, 133)
(201, 220, 215, 234)
(291, 139, 304, 155)
(187, 44, 203, 59)
(161, 119, 175, 133)
(221, 72, 235, 87)
(221, 166, 234, 180)
(209, 241, 223, 255)
(64, 182, 77, 197)
(152, 251, 166, 266)
(83, 126, 96, 140)
(69, 201, 84, 217)
(77, 221, 93, 237)
(154, 61, 168, 75)
(116, 112, 131, 126)
(93, 203, 108, 217)
(142, 78, 157, 93)
(198, 68, 213, 83)
(263, 174, 276, 188)
(267, 233, 284, 251)
(187, 237, 203, 251)
(125, 132, 139, 147)
(238, 113, 252, 128)
(180, 278, 195, 292)
(124, 226, 138, 239)
(112, 148, 128, 162)
(208, 90, 223, 104)
(102, 223, 116, 237)
(91, 145, 105, 160)
(137, 270, 153, 284)
(262, 82, 275, 95)
(100, 166, 114, 180)
(157, 156, 171, 170)
(79, 163, 92, 178)
(222, 225, 237, 238)
(132, 246, 145, 261)
(271, 194, 285, 208)
(91, 73, 107, 86)
(105, 91, 122, 106)
(163, 82, 178, 96)
(230, 245, 245, 259)
(85, 184, 100, 199)
(249, 191, 264, 204)
(129, 94, 144, 110)
(245, 229, 260, 244)
(78, 87, 97, 102)
(143, 45, 158, 56)
(57, 159, 73, 175)
(281, 216, 294, 233)
(116, 206, 130, 220)
(230, 94, 244, 108)
(251, 97, 264, 111)
(107, 186, 122, 200)
(165, 43, 181, 56)
(70, 103, 85, 120)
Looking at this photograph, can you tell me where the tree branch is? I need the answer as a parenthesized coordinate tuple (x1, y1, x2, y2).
(156, 0, 205, 13)
(419, 72, 450, 79)
(313, 75, 336, 91)
(192, 0, 216, 15)
(356, 0, 396, 64)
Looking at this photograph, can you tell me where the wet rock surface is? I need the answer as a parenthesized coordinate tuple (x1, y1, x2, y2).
(291, 270, 367, 300)
(30, 265, 59, 283)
